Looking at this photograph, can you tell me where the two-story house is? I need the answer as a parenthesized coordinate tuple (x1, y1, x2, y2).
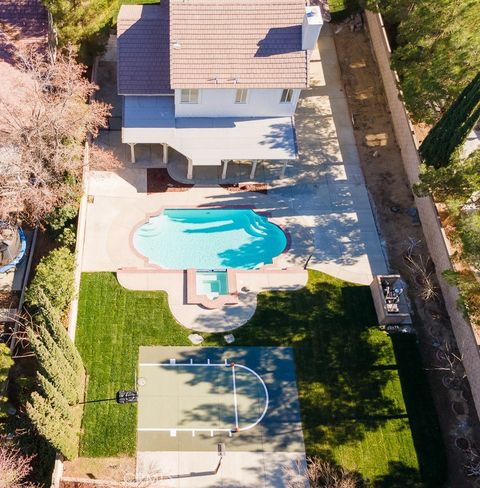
(117, 0, 323, 180)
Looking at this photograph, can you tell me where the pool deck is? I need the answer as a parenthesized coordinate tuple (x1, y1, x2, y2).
(83, 24, 388, 332)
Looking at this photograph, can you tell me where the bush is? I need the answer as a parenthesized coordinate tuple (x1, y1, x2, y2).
(58, 225, 77, 249)
(26, 247, 75, 318)
(443, 270, 480, 327)
(45, 203, 79, 237)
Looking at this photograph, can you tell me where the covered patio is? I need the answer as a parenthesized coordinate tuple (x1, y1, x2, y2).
(122, 96, 297, 180)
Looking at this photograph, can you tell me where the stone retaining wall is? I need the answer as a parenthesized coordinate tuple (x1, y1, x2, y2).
(364, 10, 480, 419)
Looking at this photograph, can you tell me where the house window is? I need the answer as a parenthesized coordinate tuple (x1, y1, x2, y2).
(280, 89, 293, 103)
(235, 89, 248, 104)
(180, 89, 199, 104)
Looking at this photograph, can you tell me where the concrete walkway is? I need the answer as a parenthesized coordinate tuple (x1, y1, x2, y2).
(85, 25, 387, 331)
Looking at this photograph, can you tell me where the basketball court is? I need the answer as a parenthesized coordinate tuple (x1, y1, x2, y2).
(136, 346, 306, 487)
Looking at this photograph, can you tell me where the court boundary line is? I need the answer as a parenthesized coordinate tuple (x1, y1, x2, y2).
(137, 359, 269, 435)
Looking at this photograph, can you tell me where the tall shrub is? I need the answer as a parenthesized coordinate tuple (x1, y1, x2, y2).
(37, 291, 84, 381)
(26, 392, 78, 460)
(27, 329, 78, 405)
(37, 374, 76, 424)
(0, 343, 13, 424)
(26, 247, 75, 318)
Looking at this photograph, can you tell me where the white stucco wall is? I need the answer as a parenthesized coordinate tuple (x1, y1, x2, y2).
(174, 88, 301, 117)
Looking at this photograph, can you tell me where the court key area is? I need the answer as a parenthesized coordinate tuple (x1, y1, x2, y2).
(136, 346, 306, 487)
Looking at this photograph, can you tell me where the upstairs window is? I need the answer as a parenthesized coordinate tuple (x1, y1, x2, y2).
(280, 89, 293, 103)
(180, 89, 199, 104)
(235, 89, 248, 104)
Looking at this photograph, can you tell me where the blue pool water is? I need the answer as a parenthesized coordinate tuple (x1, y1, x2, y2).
(133, 208, 287, 270)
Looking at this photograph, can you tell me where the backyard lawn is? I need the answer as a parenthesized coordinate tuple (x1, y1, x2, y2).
(76, 271, 445, 486)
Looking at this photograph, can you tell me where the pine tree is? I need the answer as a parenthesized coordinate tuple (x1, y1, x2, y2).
(420, 73, 480, 168)
(26, 392, 78, 460)
(27, 328, 78, 405)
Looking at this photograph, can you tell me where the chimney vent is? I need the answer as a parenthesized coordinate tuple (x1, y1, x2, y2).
(302, 6, 323, 51)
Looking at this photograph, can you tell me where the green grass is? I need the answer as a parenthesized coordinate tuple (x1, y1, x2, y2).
(76, 271, 446, 486)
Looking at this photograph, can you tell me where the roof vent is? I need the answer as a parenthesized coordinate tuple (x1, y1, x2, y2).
(172, 40, 181, 49)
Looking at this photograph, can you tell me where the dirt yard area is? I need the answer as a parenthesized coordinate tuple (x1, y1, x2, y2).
(62, 456, 135, 483)
(333, 23, 480, 487)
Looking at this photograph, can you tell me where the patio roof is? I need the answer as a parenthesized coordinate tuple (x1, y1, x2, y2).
(122, 96, 297, 166)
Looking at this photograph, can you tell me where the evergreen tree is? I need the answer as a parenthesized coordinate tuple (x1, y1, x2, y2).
(37, 373, 75, 424)
(37, 290, 84, 380)
(420, 73, 480, 168)
(26, 392, 78, 460)
(368, 0, 480, 123)
(27, 329, 78, 405)
(35, 324, 80, 403)
(43, 0, 117, 49)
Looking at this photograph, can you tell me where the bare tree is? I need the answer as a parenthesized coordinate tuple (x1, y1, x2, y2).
(0, 439, 38, 488)
(404, 253, 438, 301)
(0, 46, 111, 224)
(283, 457, 362, 488)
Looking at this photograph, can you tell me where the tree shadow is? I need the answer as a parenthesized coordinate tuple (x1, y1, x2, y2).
(373, 461, 424, 488)
(193, 278, 408, 455)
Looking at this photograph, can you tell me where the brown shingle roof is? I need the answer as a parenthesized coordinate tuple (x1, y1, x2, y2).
(169, 0, 308, 89)
(117, 3, 172, 95)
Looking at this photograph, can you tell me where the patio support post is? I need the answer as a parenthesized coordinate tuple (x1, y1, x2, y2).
(187, 158, 193, 180)
(250, 160, 259, 180)
(163, 143, 168, 165)
(129, 143, 136, 164)
(221, 160, 229, 180)
(280, 160, 288, 178)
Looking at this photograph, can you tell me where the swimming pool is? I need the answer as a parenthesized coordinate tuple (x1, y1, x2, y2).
(133, 208, 287, 270)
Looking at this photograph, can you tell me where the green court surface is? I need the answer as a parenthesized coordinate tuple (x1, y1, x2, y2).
(137, 346, 305, 454)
